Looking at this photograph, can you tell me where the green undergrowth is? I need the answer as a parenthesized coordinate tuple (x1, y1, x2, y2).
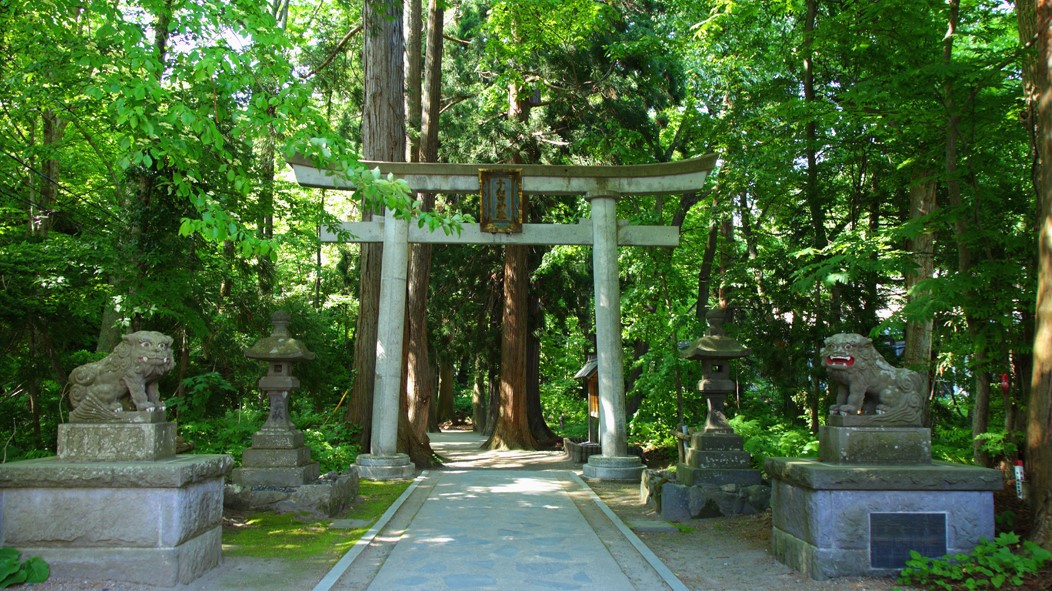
(222, 480, 411, 563)
(897, 532, 1051, 590)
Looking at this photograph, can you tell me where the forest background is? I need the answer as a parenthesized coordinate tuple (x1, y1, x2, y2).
(4, 0, 1052, 548)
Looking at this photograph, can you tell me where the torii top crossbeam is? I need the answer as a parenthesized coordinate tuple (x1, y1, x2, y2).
(287, 154, 717, 196)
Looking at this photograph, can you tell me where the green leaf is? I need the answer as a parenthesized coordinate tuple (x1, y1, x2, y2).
(22, 557, 49, 584)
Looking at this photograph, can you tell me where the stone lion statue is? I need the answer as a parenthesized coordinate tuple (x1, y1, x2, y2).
(821, 333, 924, 426)
(67, 331, 174, 422)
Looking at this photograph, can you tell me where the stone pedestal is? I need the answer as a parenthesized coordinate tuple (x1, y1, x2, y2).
(583, 455, 644, 481)
(658, 432, 768, 521)
(230, 428, 320, 488)
(819, 424, 932, 465)
(355, 453, 416, 480)
(767, 425, 1002, 580)
(57, 415, 175, 461)
(677, 432, 763, 488)
(227, 429, 359, 517)
(0, 454, 231, 586)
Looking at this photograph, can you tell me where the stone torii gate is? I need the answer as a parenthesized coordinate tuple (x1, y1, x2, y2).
(288, 155, 716, 480)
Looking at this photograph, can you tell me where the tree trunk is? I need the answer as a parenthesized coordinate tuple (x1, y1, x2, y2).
(472, 354, 487, 433)
(904, 168, 936, 425)
(346, 0, 414, 452)
(526, 287, 556, 444)
(34, 110, 68, 236)
(696, 218, 720, 321)
(940, 0, 992, 467)
(437, 360, 455, 425)
(404, 0, 443, 445)
(404, 0, 422, 162)
(483, 71, 539, 449)
(1017, 0, 1052, 548)
(345, 240, 381, 447)
(802, 0, 826, 251)
(484, 244, 538, 449)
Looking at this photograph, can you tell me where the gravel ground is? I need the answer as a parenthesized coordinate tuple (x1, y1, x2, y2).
(588, 479, 901, 591)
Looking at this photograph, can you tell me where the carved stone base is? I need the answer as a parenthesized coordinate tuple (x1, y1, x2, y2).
(677, 431, 763, 488)
(231, 427, 320, 488)
(582, 455, 645, 481)
(0, 454, 232, 586)
(57, 421, 176, 461)
(819, 425, 931, 465)
(355, 453, 416, 480)
(765, 458, 1002, 580)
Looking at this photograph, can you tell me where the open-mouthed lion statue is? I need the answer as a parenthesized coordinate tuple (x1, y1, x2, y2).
(821, 333, 924, 426)
(67, 331, 174, 422)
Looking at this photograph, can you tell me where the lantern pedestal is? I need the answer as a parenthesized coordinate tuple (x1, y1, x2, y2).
(676, 432, 763, 487)
(230, 428, 320, 488)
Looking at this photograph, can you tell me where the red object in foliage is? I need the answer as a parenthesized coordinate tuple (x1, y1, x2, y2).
(1000, 373, 1010, 394)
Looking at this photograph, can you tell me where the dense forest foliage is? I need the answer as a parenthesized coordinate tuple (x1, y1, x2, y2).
(2, 0, 1048, 541)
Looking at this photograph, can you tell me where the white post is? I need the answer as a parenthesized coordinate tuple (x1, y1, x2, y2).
(583, 193, 644, 481)
(355, 210, 415, 480)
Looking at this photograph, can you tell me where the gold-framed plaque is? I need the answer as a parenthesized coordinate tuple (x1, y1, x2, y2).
(479, 168, 524, 233)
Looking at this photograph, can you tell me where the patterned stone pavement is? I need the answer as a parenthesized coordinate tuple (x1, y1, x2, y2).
(316, 432, 682, 591)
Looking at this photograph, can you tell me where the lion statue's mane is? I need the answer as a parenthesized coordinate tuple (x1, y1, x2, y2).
(821, 333, 924, 426)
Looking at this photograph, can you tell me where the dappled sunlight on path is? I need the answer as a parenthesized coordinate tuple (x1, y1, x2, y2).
(317, 430, 681, 591)
(428, 430, 578, 471)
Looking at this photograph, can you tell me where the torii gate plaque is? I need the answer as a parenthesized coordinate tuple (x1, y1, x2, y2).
(288, 155, 717, 480)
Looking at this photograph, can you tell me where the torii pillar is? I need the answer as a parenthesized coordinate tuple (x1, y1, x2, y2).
(287, 155, 717, 481)
(583, 192, 642, 480)
(354, 209, 416, 480)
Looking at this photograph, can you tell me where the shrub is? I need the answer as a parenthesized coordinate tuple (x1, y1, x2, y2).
(897, 532, 1052, 590)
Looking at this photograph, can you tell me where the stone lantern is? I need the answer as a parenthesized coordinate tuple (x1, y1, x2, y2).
(680, 309, 749, 435)
(232, 311, 320, 488)
(676, 308, 761, 491)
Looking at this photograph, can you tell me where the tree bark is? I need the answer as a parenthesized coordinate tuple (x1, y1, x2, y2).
(484, 244, 538, 449)
(526, 287, 556, 443)
(904, 168, 936, 425)
(472, 353, 487, 432)
(696, 218, 720, 321)
(346, 0, 415, 452)
(1017, 0, 1052, 548)
(437, 360, 455, 425)
(345, 239, 381, 447)
(802, 0, 826, 251)
(404, 0, 422, 162)
(404, 0, 443, 445)
(940, 0, 993, 467)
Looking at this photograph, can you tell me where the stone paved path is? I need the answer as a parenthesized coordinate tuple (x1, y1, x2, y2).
(316, 431, 682, 591)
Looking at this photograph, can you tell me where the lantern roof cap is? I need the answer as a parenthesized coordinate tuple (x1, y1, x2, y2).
(245, 311, 316, 362)
(679, 308, 750, 360)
